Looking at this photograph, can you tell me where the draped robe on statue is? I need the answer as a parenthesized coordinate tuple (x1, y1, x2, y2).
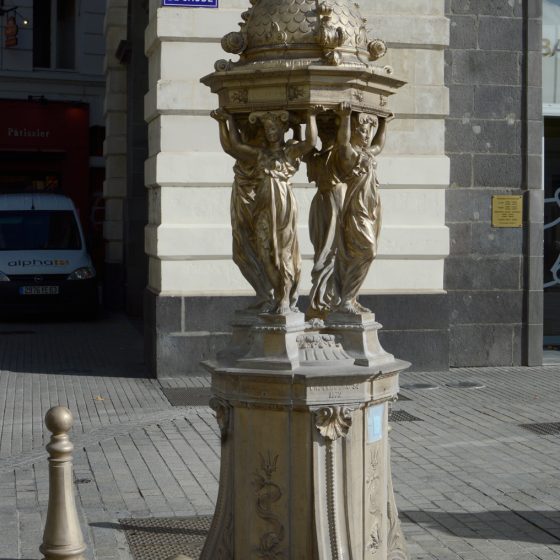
(231, 158, 273, 306)
(307, 147, 346, 317)
(254, 144, 302, 310)
(335, 146, 382, 307)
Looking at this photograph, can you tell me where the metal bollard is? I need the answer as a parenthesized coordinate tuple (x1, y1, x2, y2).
(40, 406, 86, 560)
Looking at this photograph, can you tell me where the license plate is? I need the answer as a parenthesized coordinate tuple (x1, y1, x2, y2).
(19, 286, 60, 295)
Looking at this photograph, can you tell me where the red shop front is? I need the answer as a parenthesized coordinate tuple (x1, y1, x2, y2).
(0, 98, 92, 231)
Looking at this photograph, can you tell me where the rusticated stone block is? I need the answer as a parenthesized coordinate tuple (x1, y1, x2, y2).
(450, 324, 516, 367)
(449, 290, 523, 325)
(449, 84, 474, 117)
(445, 256, 521, 290)
(450, 50, 520, 86)
(471, 222, 523, 255)
(478, 16, 523, 52)
(473, 155, 523, 188)
(474, 85, 522, 119)
(449, 155, 473, 188)
(449, 16, 477, 49)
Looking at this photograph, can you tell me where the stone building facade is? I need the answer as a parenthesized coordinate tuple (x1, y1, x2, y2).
(445, 1, 543, 367)
(101, 0, 542, 377)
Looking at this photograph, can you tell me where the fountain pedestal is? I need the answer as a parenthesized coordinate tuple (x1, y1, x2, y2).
(201, 315, 409, 560)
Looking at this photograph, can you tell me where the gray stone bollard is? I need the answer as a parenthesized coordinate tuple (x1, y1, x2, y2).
(40, 406, 87, 560)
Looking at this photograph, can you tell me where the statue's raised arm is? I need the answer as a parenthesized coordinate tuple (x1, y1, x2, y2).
(287, 108, 320, 161)
(211, 108, 260, 163)
(335, 102, 356, 175)
(370, 112, 394, 156)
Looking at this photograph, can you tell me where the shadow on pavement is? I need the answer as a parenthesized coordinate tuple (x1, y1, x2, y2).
(402, 510, 560, 545)
(0, 310, 148, 378)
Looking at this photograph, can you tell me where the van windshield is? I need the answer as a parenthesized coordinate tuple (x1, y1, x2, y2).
(0, 211, 82, 251)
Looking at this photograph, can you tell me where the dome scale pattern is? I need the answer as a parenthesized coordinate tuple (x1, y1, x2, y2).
(230, 0, 374, 63)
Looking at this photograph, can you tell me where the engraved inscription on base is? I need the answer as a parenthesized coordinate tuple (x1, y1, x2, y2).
(307, 383, 364, 402)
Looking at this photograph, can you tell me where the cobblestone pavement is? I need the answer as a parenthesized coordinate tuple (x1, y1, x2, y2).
(0, 314, 559, 559)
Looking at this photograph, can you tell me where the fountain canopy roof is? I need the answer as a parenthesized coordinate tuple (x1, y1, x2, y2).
(202, 0, 406, 117)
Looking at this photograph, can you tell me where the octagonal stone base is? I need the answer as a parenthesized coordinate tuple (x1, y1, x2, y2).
(201, 313, 409, 560)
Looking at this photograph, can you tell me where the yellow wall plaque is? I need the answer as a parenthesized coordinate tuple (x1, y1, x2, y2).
(491, 195, 523, 228)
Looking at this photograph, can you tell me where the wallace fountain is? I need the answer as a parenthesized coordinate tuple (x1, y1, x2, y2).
(198, 0, 409, 557)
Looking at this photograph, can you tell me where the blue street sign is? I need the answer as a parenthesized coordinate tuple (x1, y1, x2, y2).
(162, 0, 218, 7)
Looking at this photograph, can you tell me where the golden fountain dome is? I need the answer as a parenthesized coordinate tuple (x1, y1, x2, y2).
(221, 0, 387, 66)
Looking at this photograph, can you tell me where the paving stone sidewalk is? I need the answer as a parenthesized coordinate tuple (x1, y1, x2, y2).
(0, 314, 559, 560)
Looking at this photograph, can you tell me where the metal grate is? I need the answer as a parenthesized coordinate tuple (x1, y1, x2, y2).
(162, 387, 211, 407)
(445, 381, 485, 389)
(120, 516, 212, 560)
(400, 383, 439, 391)
(519, 422, 560, 436)
(389, 410, 423, 422)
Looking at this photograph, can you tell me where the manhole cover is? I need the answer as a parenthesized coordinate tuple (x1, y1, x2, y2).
(396, 393, 412, 401)
(120, 516, 212, 560)
(162, 387, 211, 407)
(519, 422, 560, 436)
(445, 381, 485, 389)
(399, 383, 439, 391)
(389, 410, 423, 422)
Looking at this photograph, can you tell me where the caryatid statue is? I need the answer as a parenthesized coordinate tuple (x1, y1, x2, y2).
(333, 103, 394, 315)
(305, 112, 344, 320)
(214, 108, 318, 314)
(212, 109, 273, 311)
(306, 104, 394, 318)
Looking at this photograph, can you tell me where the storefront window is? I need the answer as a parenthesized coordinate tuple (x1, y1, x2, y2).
(33, 0, 76, 70)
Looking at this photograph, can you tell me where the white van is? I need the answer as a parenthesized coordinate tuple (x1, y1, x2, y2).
(0, 193, 98, 316)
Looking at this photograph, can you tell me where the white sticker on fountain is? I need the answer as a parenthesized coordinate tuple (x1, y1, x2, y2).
(367, 403, 384, 443)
